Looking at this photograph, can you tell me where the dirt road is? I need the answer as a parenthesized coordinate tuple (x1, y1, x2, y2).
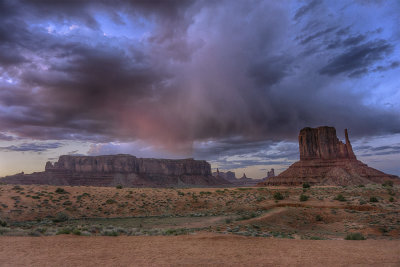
(0, 233, 399, 266)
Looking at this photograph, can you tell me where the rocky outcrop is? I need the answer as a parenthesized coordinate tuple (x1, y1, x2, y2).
(299, 127, 356, 160)
(235, 173, 259, 186)
(258, 126, 399, 186)
(212, 170, 259, 186)
(1, 154, 230, 187)
(267, 168, 275, 178)
(212, 169, 237, 182)
(260, 168, 275, 183)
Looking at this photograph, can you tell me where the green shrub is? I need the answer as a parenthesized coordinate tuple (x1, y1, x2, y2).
(164, 229, 178, 235)
(256, 196, 266, 202)
(105, 199, 117, 204)
(237, 212, 258, 221)
(334, 194, 346, 202)
(55, 188, 68, 194)
(382, 180, 394, 187)
(389, 197, 394, 202)
(28, 231, 41, 237)
(116, 185, 123, 189)
(302, 182, 311, 189)
(56, 228, 71, 235)
(315, 214, 323, 221)
(309, 236, 324, 240)
(53, 212, 69, 223)
(72, 229, 81, 235)
(379, 227, 388, 234)
(36, 227, 47, 234)
(273, 192, 284, 200)
(299, 194, 309, 202)
(102, 230, 119, 236)
(0, 227, 10, 235)
(12, 185, 23, 191)
(0, 220, 7, 227)
(345, 232, 365, 240)
(387, 189, 395, 196)
(369, 196, 378, 203)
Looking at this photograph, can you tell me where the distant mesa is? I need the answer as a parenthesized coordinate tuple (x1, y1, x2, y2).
(261, 168, 275, 182)
(212, 169, 259, 186)
(1, 155, 230, 187)
(212, 169, 236, 182)
(258, 126, 399, 186)
(267, 168, 275, 178)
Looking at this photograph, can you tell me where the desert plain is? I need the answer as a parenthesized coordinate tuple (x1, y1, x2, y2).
(0, 183, 399, 266)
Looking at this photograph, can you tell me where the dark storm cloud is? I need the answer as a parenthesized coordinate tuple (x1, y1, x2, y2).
(294, 0, 322, 20)
(342, 34, 366, 46)
(299, 27, 337, 45)
(319, 39, 394, 76)
(373, 61, 400, 72)
(0, 0, 399, 159)
(195, 138, 298, 170)
(326, 34, 366, 50)
(248, 55, 293, 86)
(0, 142, 63, 152)
(0, 50, 26, 66)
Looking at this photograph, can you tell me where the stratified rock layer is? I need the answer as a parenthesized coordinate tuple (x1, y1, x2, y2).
(1, 155, 230, 187)
(258, 126, 399, 186)
(299, 127, 356, 160)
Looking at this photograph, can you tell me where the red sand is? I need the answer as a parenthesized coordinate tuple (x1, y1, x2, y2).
(0, 233, 399, 266)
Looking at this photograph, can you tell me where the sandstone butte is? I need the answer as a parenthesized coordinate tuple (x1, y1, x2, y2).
(258, 126, 400, 186)
(0, 155, 230, 187)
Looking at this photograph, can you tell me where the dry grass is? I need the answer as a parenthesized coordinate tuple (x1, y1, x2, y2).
(0, 184, 398, 240)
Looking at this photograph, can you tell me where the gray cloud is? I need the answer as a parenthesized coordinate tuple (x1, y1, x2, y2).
(195, 138, 298, 171)
(0, 142, 63, 152)
(0, 0, 399, 160)
(0, 133, 15, 141)
(373, 61, 400, 72)
(294, 0, 322, 20)
(320, 39, 394, 76)
(299, 27, 337, 45)
(355, 144, 400, 157)
(342, 34, 366, 46)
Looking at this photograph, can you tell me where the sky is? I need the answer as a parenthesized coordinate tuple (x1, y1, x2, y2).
(0, 0, 399, 179)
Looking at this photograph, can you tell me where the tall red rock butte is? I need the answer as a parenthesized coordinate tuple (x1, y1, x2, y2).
(1, 155, 230, 187)
(258, 126, 399, 186)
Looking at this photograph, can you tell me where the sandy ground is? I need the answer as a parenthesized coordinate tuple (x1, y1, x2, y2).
(0, 233, 399, 266)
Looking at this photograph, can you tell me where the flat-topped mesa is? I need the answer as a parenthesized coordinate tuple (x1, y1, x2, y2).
(3, 154, 228, 187)
(299, 126, 356, 161)
(45, 154, 211, 176)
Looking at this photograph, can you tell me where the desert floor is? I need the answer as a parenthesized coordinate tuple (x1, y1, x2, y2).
(1, 184, 399, 265)
(1, 184, 399, 240)
(0, 233, 399, 266)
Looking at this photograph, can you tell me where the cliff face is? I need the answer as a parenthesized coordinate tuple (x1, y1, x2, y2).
(299, 127, 356, 160)
(258, 126, 399, 186)
(46, 155, 211, 176)
(2, 155, 228, 187)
